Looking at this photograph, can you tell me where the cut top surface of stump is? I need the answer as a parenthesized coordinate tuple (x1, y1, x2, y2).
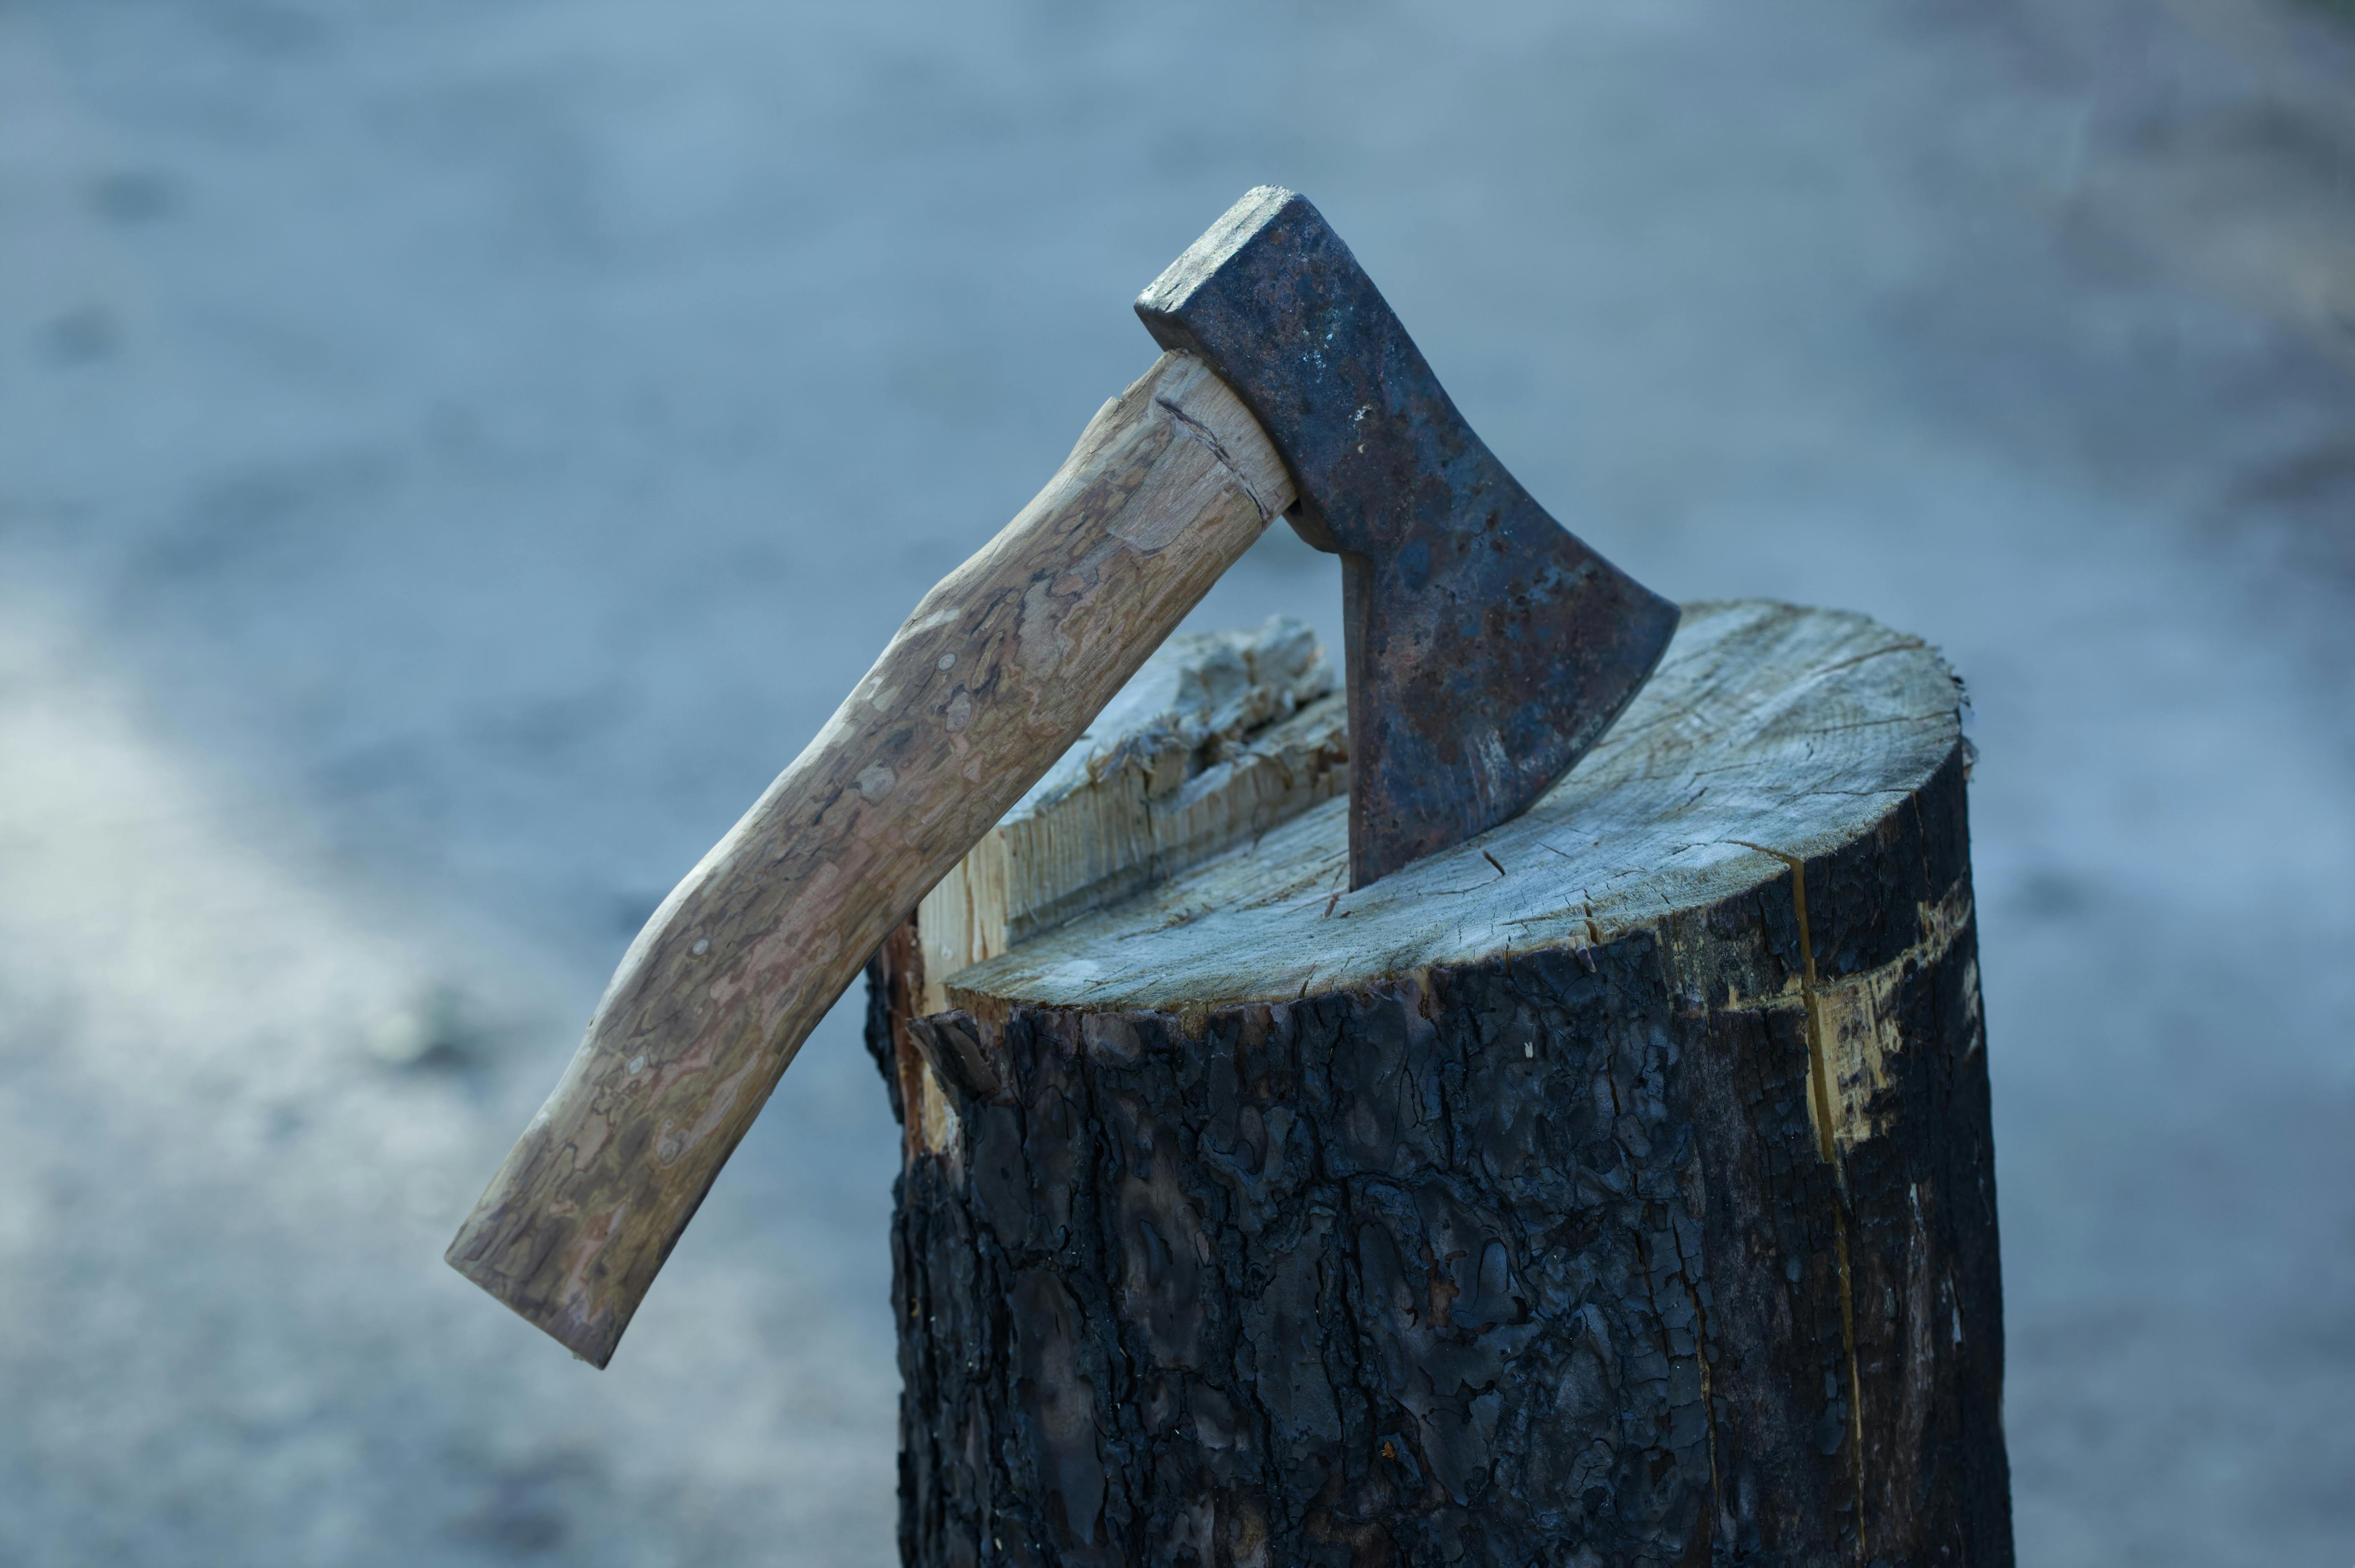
(913, 614, 1346, 1014)
(946, 598, 1961, 1014)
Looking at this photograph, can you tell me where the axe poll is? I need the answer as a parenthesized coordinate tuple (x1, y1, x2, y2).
(446, 187, 1678, 1365)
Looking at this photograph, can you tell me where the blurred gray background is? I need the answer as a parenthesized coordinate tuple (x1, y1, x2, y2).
(3, 0, 2352, 1563)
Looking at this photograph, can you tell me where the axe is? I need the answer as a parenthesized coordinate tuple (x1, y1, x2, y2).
(446, 187, 1678, 1366)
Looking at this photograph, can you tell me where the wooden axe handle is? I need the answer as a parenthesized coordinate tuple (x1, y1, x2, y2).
(446, 351, 1295, 1364)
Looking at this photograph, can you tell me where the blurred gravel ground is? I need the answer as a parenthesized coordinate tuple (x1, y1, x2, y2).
(2, 0, 2352, 1563)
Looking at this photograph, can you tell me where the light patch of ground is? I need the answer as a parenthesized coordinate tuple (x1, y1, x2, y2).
(0, 589, 897, 1565)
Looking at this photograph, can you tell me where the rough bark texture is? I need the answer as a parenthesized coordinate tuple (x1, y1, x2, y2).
(866, 602, 2010, 1567)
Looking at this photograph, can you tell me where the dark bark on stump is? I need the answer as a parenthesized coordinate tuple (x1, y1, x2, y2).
(866, 605, 2010, 1568)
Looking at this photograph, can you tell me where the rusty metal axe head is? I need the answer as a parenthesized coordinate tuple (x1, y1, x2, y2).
(1138, 187, 1679, 888)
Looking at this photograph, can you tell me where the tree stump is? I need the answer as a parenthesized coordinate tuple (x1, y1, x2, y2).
(865, 600, 2011, 1568)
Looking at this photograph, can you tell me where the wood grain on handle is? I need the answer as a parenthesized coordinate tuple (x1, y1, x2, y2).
(446, 351, 1295, 1364)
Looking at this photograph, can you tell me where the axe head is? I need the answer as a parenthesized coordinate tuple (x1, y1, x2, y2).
(1138, 187, 1680, 888)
